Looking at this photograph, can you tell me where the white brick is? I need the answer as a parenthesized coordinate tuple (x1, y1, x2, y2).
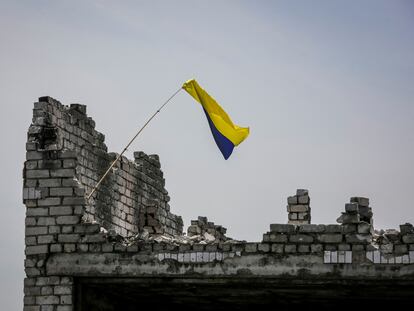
(324, 251, 331, 263)
(345, 251, 352, 263)
(196, 252, 203, 262)
(202, 252, 210, 262)
(331, 251, 338, 263)
(177, 253, 184, 262)
(23, 188, 42, 199)
(183, 253, 190, 263)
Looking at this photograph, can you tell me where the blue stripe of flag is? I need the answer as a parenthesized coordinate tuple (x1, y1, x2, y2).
(202, 108, 235, 159)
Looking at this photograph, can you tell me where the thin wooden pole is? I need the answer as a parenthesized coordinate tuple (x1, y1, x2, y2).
(86, 87, 182, 200)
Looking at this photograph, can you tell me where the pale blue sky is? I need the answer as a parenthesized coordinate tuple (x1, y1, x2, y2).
(1, 1, 413, 309)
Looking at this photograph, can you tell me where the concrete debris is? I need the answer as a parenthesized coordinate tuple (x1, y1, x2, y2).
(187, 216, 229, 242)
(203, 232, 215, 243)
(384, 229, 400, 242)
(145, 233, 240, 246)
(109, 228, 241, 247)
(138, 229, 150, 240)
(153, 235, 172, 243)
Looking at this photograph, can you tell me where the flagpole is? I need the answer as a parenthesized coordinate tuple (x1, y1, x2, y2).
(86, 86, 182, 201)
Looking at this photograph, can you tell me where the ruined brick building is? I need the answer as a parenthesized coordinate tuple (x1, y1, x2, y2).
(23, 97, 414, 310)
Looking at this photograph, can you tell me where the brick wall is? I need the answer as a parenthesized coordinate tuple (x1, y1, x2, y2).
(24, 96, 182, 238)
(263, 190, 414, 262)
(22, 96, 186, 310)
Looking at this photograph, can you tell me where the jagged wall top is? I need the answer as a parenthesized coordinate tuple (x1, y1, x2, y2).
(25, 96, 183, 237)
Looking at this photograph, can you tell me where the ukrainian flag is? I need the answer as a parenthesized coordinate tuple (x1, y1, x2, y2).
(182, 79, 249, 159)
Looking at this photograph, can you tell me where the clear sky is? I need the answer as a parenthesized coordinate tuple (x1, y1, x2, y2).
(1, 0, 413, 309)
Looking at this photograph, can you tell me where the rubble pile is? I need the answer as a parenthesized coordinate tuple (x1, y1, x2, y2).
(336, 197, 373, 225)
(98, 215, 237, 247)
(336, 196, 373, 237)
(187, 216, 229, 242)
(372, 223, 414, 254)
